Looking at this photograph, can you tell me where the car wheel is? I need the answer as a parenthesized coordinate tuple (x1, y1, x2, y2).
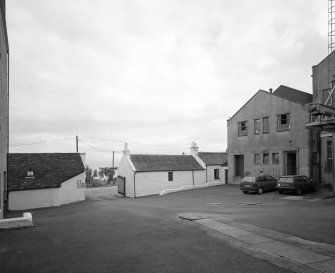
(278, 190, 283, 194)
(258, 187, 263, 194)
(242, 190, 248, 194)
(296, 188, 303, 195)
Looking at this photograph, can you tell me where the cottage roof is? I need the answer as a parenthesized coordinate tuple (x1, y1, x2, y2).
(130, 154, 205, 172)
(8, 153, 85, 191)
(198, 152, 227, 166)
(272, 85, 312, 105)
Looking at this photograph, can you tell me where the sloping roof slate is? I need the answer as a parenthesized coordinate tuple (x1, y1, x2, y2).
(198, 152, 227, 166)
(130, 154, 204, 172)
(8, 153, 85, 191)
(272, 85, 312, 105)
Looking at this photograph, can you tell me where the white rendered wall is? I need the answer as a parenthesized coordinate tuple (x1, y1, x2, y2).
(206, 166, 227, 184)
(135, 170, 206, 197)
(61, 172, 85, 205)
(9, 188, 61, 211)
(117, 155, 135, 197)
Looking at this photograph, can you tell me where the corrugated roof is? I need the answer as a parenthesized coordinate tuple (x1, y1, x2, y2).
(8, 153, 85, 191)
(130, 154, 204, 172)
(272, 85, 312, 105)
(198, 152, 227, 166)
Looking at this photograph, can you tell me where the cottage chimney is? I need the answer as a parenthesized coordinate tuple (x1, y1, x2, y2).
(269, 88, 273, 93)
(190, 141, 199, 155)
(123, 143, 130, 157)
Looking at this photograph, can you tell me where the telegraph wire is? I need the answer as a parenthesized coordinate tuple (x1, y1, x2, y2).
(9, 137, 74, 147)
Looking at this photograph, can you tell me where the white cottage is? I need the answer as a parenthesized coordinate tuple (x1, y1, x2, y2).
(117, 146, 206, 197)
(190, 143, 228, 184)
(7, 153, 86, 210)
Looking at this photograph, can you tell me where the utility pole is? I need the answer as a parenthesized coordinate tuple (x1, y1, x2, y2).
(76, 136, 79, 152)
(112, 151, 115, 178)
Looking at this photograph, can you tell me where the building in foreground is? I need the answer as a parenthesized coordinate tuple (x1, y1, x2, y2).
(306, 51, 335, 188)
(0, 0, 9, 218)
(8, 153, 86, 210)
(227, 85, 315, 185)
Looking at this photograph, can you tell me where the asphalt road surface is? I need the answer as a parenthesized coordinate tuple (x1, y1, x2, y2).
(1, 185, 334, 273)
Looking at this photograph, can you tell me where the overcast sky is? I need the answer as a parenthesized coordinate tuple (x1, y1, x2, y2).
(7, 0, 328, 169)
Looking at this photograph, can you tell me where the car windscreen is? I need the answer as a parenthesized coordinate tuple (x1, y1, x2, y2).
(242, 177, 256, 182)
(278, 177, 294, 183)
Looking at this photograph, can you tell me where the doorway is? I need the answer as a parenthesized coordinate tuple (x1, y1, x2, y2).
(234, 155, 244, 177)
(285, 151, 297, 175)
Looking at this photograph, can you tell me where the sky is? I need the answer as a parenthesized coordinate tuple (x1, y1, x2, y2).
(7, 0, 328, 170)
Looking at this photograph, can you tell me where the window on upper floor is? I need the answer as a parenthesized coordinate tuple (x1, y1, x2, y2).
(277, 113, 290, 131)
(254, 119, 260, 135)
(322, 88, 333, 107)
(238, 121, 248, 136)
(263, 117, 269, 134)
(168, 171, 173, 181)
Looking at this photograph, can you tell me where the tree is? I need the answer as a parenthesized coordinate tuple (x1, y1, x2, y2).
(93, 169, 98, 178)
(98, 168, 106, 182)
(85, 166, 93, 185)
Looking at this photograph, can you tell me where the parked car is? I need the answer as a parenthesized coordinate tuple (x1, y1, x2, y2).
(240, 175, 277, 194)
(276, 175, 317, 195)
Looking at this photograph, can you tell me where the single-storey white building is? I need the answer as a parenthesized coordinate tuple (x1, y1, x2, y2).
(8, 153, 86, 210)
(197, 152, 228, 184)
(117, 146, 206, 197)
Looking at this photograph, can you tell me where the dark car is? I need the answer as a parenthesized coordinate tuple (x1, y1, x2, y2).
(276, 175, 317, 195)
(240, 175, 277, 194)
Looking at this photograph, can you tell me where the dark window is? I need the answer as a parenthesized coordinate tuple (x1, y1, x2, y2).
(254, 154, 260, 165)
(214, 169, 220, 180)
(263, 153, 269, 165)
(272, 153, 279, 164)
(168, 172, 173, 181)
(277, 114, 290, 131)
(327, 140, 333, 160)
(254, 119, 260, 135)
(238, 121, 248, 136)
(263, 117, 269, 134)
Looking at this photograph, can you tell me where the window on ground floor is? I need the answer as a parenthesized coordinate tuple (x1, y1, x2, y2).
(272, 153, 279, 164)
(254, 154, 261, 165)
(214, 169, 220, 180)
(168, 171, 173, 181)
(263, 153, 269, 165)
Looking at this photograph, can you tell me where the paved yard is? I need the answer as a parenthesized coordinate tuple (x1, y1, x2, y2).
(1, 185, 334, 273)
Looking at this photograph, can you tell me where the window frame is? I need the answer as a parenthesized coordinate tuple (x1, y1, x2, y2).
(254, 119, 260, 135)
(168, 171, 173, 181)
(262, 117, 269, 134)
(238, 121, 248, 137)
(277, 113, 290, 132)
(254, 154, 261, 165)
(214, 169, 220, 180)
(263, 153, 269, 165)
(272, 153, 279, 165)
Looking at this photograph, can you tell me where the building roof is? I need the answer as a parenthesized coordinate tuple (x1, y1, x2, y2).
(272, 85, 312, 105)
(130, 154, 205, 172)
(8, 153, 85, 191)
(198, 152, 227, 166)
(228, 85, 312, 121)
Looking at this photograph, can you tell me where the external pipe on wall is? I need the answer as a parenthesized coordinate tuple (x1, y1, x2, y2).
(133, 172, 136, 198)
(192, 170, 194, 186)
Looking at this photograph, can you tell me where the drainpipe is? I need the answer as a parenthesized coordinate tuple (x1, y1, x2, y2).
(205, 166, 208, 183)
(133, 172, 136, 198)
(192, 170, 194, 186)
(333, 134, 335, 196)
